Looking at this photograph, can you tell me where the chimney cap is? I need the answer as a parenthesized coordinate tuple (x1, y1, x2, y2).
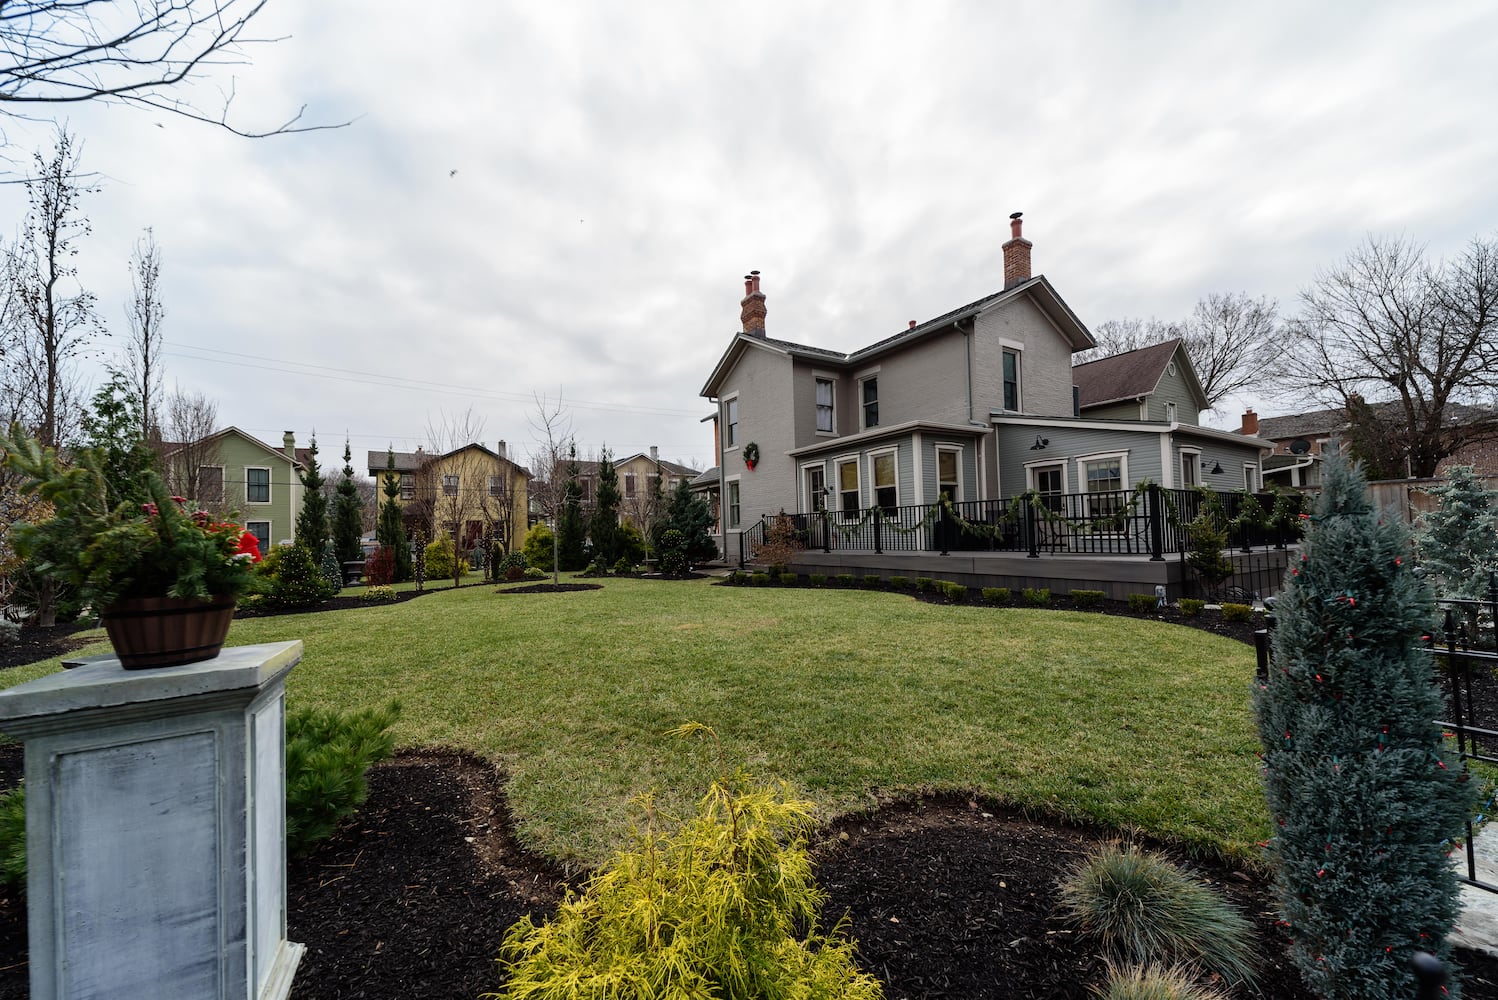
(908, 320, 917, 329)
(1009, 211, 1023, 220)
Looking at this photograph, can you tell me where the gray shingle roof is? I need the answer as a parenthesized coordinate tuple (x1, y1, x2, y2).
(1071, 339, 1183, 409)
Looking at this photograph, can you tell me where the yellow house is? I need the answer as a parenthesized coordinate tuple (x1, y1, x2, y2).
(576, 446, 700, 536)
(367, 442, 530, 555)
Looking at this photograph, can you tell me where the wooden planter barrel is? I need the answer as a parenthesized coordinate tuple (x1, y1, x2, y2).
(99, 595, 237, 670)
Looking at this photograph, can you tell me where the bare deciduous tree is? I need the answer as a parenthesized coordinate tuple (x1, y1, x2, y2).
(1279, 234, 1498, 478)
(0, 0, 340, 138)
(4, 129, 100, 446)
(1074, 293, 1282, 410)
(124, 228, 165, 443)
(159, 385, 221, 506)
(527, 392, 573, 585)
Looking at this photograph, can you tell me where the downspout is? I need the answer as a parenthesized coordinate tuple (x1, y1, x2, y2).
(957, 317, 975, 423)
(711, 396, 726, 560)
(955, 316, 988, 500)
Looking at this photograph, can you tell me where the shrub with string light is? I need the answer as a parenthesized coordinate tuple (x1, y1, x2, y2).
(1255, 455, 1474, 1000)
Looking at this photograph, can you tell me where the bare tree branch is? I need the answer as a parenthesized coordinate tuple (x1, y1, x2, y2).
(124, 226, 164, 442)
(0, 0, 348, 138)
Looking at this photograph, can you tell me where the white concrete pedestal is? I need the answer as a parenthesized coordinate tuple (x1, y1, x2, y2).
(0, 640, 305, 1000)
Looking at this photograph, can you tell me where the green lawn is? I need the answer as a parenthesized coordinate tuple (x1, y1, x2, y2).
(2, 577, 1270, 869)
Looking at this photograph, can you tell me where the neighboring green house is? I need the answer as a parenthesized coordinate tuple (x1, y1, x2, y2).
(160, 427, 306, 552)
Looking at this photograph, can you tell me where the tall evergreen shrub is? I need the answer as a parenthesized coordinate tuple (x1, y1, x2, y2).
(377, 449, 411, 582)
(1416, 465, 1498, 601)
(1255, 456, 1473, 999)
(556, 445, 587, 571)
(333, 439, 364, 565)
(296, 434, 329, 556)
(590, 449, 622, 569)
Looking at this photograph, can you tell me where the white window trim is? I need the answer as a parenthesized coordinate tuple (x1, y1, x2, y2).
(856, 373, 880, 431)
(867, 445, 900, 509)
(722, 393, 740, 452)
(1165, 401, 1177, 424)
(1178, 448, 1201, 489)
(244, 519, 271, 546)
(1243, 463, 1259, 492)
(833, 453, 862, 513)
(1023, 459, 1069, 494)
(1074, 450, 1129, 493)
(799, 460, 830, 513)
(1001, 344, 1023, 412)
(442, 473, 460, 497)
(812, 372, 837, 436)
(934, 444, 963, 504)
(245, 466, 272, 505)
(725, 475, 742, 528)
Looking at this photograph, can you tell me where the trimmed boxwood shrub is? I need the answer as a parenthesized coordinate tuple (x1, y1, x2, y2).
(889, 576, 910, 590)
(1070, 589, 1105, 608)
(360, 584, 398, 602)
(1022, 587, 1051, 606)
(750, 572, 771, 587)
(1221, 602, 1254, 622)
(779, 572, 798, 586)
(915, 577, 935, 593)
(809, 574, 827, 587)
(836, 574, 856, 587)
(1180, 598, 1206, 616)
(862, 575, 882, 589)
(941, 581, 967, 602)
(1127, 593, 1159, 613)
(982, 587, 1010, 605)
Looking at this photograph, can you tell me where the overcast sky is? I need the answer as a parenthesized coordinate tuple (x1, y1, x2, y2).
(3, 1, 1495, 474)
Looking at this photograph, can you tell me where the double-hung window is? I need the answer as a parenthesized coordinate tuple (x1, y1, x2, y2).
(400, 473, 414, 500)
(837, 459, 860, 517)
(815, 378, 834, 433)
(442, 474, 459, 497)
(725, 398, 739, 448)
(861, 378, 879, 429)
(488, 474, 504, 498)
(872, 451, 897, 512)
(246, 467, 270, 504)
(1002, 349, 1021, 411)
(1082, 455, 1124, 519)
(936, 448, 960, 503)
(727, 481, 741, 528)
(197, 466, 224, 503)
(624, 473, 637, 498)
(244, 520, 271, 551)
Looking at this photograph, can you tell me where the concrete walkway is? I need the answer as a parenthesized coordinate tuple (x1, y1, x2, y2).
(1452, 824, 1498, 956)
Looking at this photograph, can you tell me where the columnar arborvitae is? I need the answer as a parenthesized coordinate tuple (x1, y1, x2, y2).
(377, 449, 411, 582)
(1416, 464, 1498, 602)
(556, 444, 587, 571)
(333, 439, 364, 565)
(1256, 455, 1473, 1000)
(296, 434, 329, 556)
(589, 449, 621, 569)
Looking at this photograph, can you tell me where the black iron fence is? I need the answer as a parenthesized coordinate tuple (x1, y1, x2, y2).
(738, 485, 1304, 567)
(1430, 574, 1498, 893)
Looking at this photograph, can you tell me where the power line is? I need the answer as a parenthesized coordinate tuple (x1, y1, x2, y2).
(162, 341, 707, 418)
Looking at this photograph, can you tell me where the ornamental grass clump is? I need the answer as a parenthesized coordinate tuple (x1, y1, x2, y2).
(491, 724, 883, 1000)
(1091, 963, 1229, 1000)
(1057, 843, 1254, 986)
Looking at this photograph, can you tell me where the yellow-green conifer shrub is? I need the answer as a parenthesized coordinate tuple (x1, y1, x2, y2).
(491, 726, 884, 1000)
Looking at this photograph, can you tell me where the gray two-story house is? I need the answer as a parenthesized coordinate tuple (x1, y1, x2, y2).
(698, 216, 1276, 598)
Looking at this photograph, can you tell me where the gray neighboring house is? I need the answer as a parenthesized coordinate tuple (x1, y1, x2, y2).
(698, 215, 1271, 573)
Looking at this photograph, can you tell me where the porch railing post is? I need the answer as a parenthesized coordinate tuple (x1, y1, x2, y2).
(1026, 497, 1039, 559)
(1148, 483, 1164, 562)
(938, 502, 949, 557)
(822, 510, 831, 553)
(874, 507, 883, 555)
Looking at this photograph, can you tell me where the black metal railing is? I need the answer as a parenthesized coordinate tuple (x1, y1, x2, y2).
(1430, 572, 1498, 893)
(737, 485, 1305, 567)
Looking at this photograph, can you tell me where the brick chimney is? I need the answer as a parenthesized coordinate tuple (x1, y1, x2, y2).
(908, 320, 917, 329)
(1002, 212, 1032, 289)
(740, 270, 766, 336)
(1240, 408, 1259, 437)
(283, 431, 295, 460)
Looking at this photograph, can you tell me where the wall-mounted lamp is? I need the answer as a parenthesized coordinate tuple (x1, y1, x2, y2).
(1029, 436, 1049, 451)
(1210, 460, 1224, 475)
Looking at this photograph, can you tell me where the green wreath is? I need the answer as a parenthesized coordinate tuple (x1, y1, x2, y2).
(743, 441, 760, 469)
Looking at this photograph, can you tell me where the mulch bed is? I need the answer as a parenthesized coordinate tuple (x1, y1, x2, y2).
(4, 747, 1496, 999)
